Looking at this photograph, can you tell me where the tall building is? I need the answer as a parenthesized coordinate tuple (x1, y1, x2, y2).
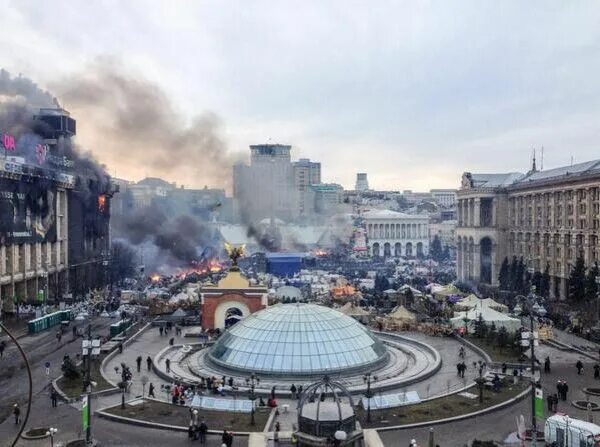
(311, 183, 343, 215)
(293, 158, 321, 218)
(234, 144, 305, 223)
(456, 159, 600, 298)
(355, 173, 369, 191)
(0, 107, 115, 310)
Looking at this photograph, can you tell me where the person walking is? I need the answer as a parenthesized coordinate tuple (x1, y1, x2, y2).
(118, 343, 123, 354)
(0, 340, 5, 358)
(563, 381, 569, 401)
(56, 330, 62, 344)
(136, 356, 142, 372)
(576, 360, 584, 375)
(544, 356, 551, 373)
(594, 364, 600, 379)
(72, 325, 77, 339)
(199, 420, 208, 445)
(13, 403, 20, 425)
(146, 356, 152, 371)
(51, 389, 58, 408)
(148, 382, 155, 398)
(159, 326, 164, 336)
(297, 385, 303, 400)
(165, 358, 171, 373)
(290, 384, 297, 400)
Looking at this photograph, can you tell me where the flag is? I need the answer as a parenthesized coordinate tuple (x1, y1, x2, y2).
(82, 396, 89, 431)
(534, 388, 544, 419)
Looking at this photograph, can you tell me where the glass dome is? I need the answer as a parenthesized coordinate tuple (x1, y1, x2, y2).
(208, 303, 387, 376)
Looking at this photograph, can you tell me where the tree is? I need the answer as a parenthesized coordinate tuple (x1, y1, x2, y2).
(541, 264, 551, 298)
(568, 255, 587, 302)
(442, 245, 451, 261)
(374, 274, 390, 292)
(430, 235, 443, 262)
(532, 271, 543, 296)
(110, 241, 137, 285)
(405, 288, 415, 306)
(515, 257, 526, 293)
(473, 314, 488, 339)
(498, 257, 510, 290)
(585, 262, 599, 300)
(496, 326, 509, 348)
(61, 357, 80, 380)
(509, 256, 519, 291)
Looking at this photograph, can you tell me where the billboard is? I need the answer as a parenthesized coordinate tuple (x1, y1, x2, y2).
(0, 178, 57, 245)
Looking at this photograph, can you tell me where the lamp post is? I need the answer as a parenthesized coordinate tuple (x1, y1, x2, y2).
(363, 373, 378, 423)
(46, 427, 57, 447)
(246, 373, 258, 426)
(524, 287, 540, 447)
(473, 360, 487, 403)
(81, 324, 99, 446)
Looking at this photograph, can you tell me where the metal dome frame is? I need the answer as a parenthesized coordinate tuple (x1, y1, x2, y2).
(297, 375, 356, 438)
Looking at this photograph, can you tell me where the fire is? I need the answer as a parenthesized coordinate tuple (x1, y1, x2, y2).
(98, 194, 107, 213)
(150, 274, 160, 282)
(313, 249, 328, 257)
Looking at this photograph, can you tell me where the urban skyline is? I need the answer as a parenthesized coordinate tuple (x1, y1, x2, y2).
(2, 1, 600, 191)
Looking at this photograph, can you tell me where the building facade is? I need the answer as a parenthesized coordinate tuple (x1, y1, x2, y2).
(363, 209, 429, 257)
(430, 189, 458, 207)
(312, 183, 343, 215)
(355, 173, 369, 192)
(294, 158, 321, 218)
(456, 160, 600, 298)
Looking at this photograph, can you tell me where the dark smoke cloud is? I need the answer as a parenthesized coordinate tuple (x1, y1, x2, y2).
(0, 69, 56, 108)
(50, 58, 243, 190)
(113, 205, 218, 266)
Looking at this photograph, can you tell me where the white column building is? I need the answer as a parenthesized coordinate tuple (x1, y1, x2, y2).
(362, 210, 429, 257)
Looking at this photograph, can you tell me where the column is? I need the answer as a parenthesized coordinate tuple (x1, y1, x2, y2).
(492, 198, 497, 226)
(474, 198, 481, 227)
(473, 242, 481, 281)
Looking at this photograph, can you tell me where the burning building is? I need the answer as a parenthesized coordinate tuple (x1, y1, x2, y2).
(0, 106, 116, 311)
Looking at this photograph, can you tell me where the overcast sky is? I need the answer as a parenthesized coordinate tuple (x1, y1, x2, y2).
(1, 0, 600, 191)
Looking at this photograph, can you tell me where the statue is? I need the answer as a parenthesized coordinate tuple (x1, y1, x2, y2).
(224, 242, 245, 266)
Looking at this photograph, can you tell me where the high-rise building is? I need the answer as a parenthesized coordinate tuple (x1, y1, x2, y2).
(311, 183, 343, 215)
(294, 158, 321, 217)
(234, 144, 298, 223)
(456, 159, 600, 299)
(355, 173, 369, 191)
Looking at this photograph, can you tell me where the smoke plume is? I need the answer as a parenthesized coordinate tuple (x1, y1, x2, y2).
(50, 58, 242, 190)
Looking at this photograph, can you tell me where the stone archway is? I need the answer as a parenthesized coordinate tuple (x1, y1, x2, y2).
(405, 242, 413, 257)
(394, 243, 402, 257)
(214, 300, 251, 330)
(372, 243, 380, 257)
(383, 242, 391, 257)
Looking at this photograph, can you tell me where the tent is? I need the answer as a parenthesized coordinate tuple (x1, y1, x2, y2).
(398, 285, 423, 297)
(431, 284, 464, 301)
(338, 303, 371, 322)
(387, 305, 416, 322)
(455, 295, 509, 313)
(450, 306, 521, 333)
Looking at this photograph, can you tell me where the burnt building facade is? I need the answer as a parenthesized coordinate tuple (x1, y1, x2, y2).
(0, 107, 115, 312)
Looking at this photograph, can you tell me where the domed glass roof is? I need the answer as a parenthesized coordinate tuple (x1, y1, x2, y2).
(209, 303, 387, 375)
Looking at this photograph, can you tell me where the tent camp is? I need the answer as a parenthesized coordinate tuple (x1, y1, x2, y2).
(338, 302, 371, 322)
(430, 284, 465, 301)
(387, 305, 416, 322)
(398, 285, 423, 297)
(455, 295, 509, 313)
(451, 306, 521, 333)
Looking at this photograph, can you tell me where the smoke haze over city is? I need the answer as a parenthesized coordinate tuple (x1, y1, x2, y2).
(2, 1, 600, 191)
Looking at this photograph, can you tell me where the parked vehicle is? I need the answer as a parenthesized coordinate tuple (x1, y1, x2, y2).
(545, 414, 600, 447)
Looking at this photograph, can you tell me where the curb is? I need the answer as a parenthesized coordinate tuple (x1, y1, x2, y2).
(99, 322, 152, 388)
(95, 404, 254, 436)
(374, 385, 531, 432)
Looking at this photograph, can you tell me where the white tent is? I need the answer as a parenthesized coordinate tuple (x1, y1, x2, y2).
(451, 306, 521, 333)
(455, 295, 509, 313)
(398, 285, 423, 297)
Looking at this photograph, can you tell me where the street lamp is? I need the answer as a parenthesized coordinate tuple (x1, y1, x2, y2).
(473, 360, 487, 403)
(523, 287, 541, 447)
(363, 373, 378, 422)
(246, 373, 258, 426)
(46, 427, 58, 447)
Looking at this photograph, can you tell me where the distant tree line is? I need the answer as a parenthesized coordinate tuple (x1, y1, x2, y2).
(497, 255, 599, 302)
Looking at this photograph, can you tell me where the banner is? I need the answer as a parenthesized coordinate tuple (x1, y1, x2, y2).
(82, 395, 89, 431)
(0, 178, 57, 246)
(534, 388, 544, 419)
